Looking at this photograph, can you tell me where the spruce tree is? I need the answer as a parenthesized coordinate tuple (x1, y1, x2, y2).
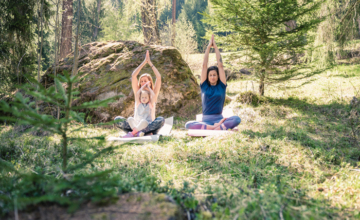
(203, 0, 325, 96)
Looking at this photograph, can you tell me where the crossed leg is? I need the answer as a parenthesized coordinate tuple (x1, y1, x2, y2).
(185, 116, 241, 130)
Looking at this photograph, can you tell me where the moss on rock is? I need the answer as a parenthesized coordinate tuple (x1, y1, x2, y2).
(41, 41, 200, 123)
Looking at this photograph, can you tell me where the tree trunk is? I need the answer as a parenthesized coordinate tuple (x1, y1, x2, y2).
(92, 0, 101, 41)
(259, 71, 265, 96)
(60, 0, 73, 60)
(284, 20, 297, 63)
(171, 0, 176, 46)
(284, 20, 297, 31)
(358, 16, 360, 36)
(54, 0, 60, 119)
(72, 0, 81, 77)
(36, 0, 44, 113)
(141, 0, 161, 45)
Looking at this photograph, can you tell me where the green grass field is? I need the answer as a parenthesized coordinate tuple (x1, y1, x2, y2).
(1, 54, 360, 219)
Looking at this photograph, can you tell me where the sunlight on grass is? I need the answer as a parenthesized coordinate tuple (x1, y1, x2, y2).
(1, 60, 360, 218)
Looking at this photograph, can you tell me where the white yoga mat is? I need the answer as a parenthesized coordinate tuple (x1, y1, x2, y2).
(188, 129, 233, 137)
(107, 117, 173, 143)
(107, 134, 160, 143)
(155, 116, 173, 136)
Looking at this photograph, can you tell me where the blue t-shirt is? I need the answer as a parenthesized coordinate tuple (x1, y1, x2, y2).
(200, 80, 227, 115)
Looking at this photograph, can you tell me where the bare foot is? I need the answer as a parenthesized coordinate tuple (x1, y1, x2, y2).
(213, 118, 227, 128)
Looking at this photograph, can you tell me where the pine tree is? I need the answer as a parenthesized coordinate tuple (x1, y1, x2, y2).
(0, 0, 50, 95)
(92, 0, 102, 40)
(203, 0, 325, 96)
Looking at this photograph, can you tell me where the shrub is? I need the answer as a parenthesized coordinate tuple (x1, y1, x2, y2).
(236, 91, 267, 106)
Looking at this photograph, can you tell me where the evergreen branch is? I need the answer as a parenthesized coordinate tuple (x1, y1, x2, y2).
(340, 0, 360, 24)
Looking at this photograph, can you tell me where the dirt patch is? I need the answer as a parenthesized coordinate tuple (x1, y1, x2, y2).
(7, 193, 184, 220)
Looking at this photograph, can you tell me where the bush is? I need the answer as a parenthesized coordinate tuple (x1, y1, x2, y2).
(236, 91, 267, 106)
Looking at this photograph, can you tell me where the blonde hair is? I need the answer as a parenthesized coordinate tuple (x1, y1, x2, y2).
(138, 73, 155, 91)
(139, 90, 151, 103)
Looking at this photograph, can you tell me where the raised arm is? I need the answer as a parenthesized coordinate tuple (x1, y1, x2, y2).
(146, 51, 161, 101)
(135, 87, 141, 106)
(135, 82, 149, 107)
(132, 51, 148, 94)
(146, 83, 156, 106)
(212, 36, 226, 85)
(201, 36, 213, 84)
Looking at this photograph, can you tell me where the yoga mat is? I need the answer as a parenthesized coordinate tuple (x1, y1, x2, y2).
(107, 117, 173, 143)
(196, 109, 234, 122)
(188, 129, 233, 137)
(154, 116, 173, 136)
(107, 134, 160, 143)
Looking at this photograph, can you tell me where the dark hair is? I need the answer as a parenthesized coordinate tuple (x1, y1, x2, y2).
(206, 66, 219, 85)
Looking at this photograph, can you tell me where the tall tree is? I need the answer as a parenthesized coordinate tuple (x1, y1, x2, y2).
(141, 0, 161, 45)
(0, 0, 38, 95)
(72, 0, 81, 78)
(179, 0, 208, 51)
(92, 0, 101, 41)
(171, 0, 176, 46)
(60, 0, 73, 59)
(61, 0, 81, 170)
(204, 0, 325, 96)
(36, 0, 44, 112)
(53, 0, 61, 119)
(337, 0, 360, 46)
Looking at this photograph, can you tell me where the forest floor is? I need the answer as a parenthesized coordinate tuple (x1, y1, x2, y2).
(1, 54, 360, 219)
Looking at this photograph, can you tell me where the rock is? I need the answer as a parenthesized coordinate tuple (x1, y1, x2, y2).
(7, 193, 183, 220)
(224, 67, 252, 81)
(41, 41, 201, 122)
(240, 68, 252, 75)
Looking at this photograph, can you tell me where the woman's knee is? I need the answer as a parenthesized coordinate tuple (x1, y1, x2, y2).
(185, 121, 197, 129)
(225, 116, 241, 128)
(114, 116, 125, 127)
(233, 116, 241, 125)
(155, 116, 165, 121)
(156, 116, 165, 126)
(114, 116, 125, 121)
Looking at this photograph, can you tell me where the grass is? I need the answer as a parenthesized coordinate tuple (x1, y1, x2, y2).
(1, 56, 360, 219)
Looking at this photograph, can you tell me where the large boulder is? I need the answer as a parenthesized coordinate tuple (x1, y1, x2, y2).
(42, 41, 201, 122)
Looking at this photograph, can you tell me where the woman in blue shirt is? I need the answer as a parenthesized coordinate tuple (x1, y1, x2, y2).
(185, 35, 241, 130)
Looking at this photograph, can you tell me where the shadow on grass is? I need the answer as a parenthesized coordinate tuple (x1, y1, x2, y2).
(169, 138, 352, 219)
(242, 96, 359, 163)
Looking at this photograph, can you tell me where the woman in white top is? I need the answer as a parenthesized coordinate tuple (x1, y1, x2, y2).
(114, 50, 164, 136)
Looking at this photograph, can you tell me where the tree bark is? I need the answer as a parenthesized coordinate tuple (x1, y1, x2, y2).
(60, 0, 73, 60)
(92, 0, 101, 41)
(171, 0, 176, 46)
(284, 20, 297, 63)
(62, 0, 81, 172)
(54, 0, 60, 119)
(72, 0, 81, 77)
(259, 71, 265, 96)
(284, 20, 297, 31)
(141, 0, 161, 45)
(36, 0, 44, 113)
(358, 16, 360, 36)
